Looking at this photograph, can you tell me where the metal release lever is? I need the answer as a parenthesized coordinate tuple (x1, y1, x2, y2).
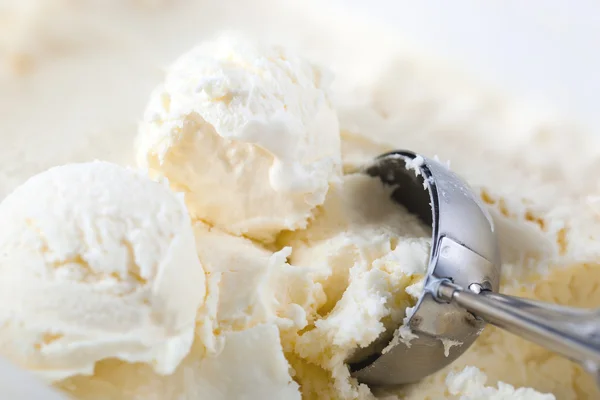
(436, 280, 600, 385)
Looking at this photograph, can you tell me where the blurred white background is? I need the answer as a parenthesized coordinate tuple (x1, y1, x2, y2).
(335, 0, 600, 132)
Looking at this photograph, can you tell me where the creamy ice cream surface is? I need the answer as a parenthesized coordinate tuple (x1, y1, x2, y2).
(1, 0, 599, 399)
(0, 161, 205, 383)
(281, 174, 431, 399)
(444, 367, 555, 400)
(136, 33, 341, 242)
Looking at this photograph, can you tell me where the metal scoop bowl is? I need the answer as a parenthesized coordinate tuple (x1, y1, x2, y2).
(349, 150, 600, 388)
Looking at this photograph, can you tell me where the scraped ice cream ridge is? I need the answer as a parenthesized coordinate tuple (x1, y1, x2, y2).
(1, 1, 599, 399)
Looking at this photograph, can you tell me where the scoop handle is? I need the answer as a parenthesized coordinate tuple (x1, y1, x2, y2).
(437, 280, 600, 383)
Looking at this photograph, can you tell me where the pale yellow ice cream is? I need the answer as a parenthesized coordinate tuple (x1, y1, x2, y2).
(136, 33, 341, 242)
(279, 174, 431, 399)
(0, 1, 598, 399)
(0, 161, 206, 383)
(57, 222, 323, 400)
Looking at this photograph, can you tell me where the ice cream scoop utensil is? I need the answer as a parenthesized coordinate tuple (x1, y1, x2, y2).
(349, 150, 600, 388)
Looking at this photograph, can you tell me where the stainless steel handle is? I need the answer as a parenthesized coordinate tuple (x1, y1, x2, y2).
(436, 280, 600, 379)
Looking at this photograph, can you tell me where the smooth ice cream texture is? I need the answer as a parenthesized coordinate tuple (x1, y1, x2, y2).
(136, 34, 341, 242)
(0, 161, 205, 383)
(444, 367, 555, 400)
(0, 1, 594, 399)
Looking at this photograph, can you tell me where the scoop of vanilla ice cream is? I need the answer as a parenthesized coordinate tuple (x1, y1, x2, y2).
(135, 34, 341, 242)
(57, 222, 327, 399)
(0, 161, 206, 383)
(278, 174, 431, 399)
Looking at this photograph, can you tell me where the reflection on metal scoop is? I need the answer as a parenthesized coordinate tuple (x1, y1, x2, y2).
(349, 150, 600, 388)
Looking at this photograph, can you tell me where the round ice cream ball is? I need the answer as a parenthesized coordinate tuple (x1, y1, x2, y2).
(0, 161, 206, 383)
(135, 34, 341, 242)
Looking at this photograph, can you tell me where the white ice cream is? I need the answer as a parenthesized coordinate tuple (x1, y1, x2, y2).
(280, 174, 431, 399)
(136, 33, 341, 242)
(445, 367, 556, 400)
(0, 161, 206, 383)
(57, 222, 324, 399)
